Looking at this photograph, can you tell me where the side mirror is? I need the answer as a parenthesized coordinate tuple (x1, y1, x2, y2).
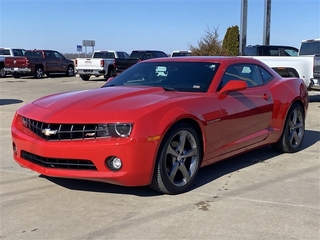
(219, 80, 247, 94)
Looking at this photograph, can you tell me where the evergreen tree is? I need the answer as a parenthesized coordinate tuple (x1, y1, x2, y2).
(222, 25, 240, 56)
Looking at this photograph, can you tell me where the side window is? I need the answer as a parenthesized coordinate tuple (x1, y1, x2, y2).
(219, 64, 269, 91)
(237, 64, 262, 87)
(46, 52, 55, 59)
(258, 66, 274, 84)
(218, 65, 242, 91)
(283, 48, 298, 56)
(54, 51, 63, 58)
(145, 52, 153, 59)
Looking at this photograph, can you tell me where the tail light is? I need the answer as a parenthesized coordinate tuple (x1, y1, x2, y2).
(100, 60, 104, 67)
(75, 59, 78, 67)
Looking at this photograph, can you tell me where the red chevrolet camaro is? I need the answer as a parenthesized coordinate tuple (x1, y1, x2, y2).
(11, 56, 308, 194)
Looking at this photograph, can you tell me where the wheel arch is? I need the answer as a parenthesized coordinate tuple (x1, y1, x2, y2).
(273, 99, 306, 138)
(34, 64, 44, 72)
(158, 118, 205, 165)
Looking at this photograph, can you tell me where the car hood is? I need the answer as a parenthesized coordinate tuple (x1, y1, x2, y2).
(18, 86, 199, 123)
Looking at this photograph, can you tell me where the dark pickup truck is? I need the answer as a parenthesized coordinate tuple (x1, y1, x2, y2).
(243, 45, 299, 56)
(4, 50, 75, 78)
(114, 50, 167, 75)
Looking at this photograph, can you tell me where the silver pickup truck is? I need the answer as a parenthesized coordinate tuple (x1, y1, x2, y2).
(75, 50, 129, 81)
(0, 48, 25, 77)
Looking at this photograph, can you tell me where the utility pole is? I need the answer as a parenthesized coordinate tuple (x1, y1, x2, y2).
(263, 0, 271, 45)
(239, 0, 248, 55)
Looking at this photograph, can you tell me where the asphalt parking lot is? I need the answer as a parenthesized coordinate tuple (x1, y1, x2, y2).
(0, 75, 319, 240)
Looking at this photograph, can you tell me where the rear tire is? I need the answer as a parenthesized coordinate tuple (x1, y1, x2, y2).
(34, 67, 44, 79)
(80, 74, 90, 81)
(104, 66, 113, 80)
(0, 66, 6, 78)
(272, 103, 305, 153)
(150, 123, 202, 194)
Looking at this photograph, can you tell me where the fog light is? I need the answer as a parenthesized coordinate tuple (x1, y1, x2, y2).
(106, 156, 122, 171)
(12, 142, 17, 155)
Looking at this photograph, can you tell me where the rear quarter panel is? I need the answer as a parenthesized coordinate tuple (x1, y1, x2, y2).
(268, 77, 308, 131)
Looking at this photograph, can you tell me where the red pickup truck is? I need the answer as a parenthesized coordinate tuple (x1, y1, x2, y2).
(4, 50, 75, 78)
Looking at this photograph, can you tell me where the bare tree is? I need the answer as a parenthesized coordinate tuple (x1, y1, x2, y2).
(189, 26, 223, 56)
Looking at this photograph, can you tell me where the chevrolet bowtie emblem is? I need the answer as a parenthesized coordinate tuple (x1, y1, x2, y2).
(42, 128, 57, 136)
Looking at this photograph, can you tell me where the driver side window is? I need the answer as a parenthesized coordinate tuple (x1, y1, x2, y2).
(218, 64, 269, 91)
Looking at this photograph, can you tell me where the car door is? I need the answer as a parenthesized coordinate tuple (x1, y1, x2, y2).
(217, 64, 274, 154)
(54, 51, 67, 73)
(45, 51, 58, 73)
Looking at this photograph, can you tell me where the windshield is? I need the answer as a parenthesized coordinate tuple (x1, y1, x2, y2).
(102, 61, 219, 92)
(299, 41, 320, 55)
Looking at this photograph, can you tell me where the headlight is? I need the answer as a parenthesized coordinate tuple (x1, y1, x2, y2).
(97, 123, 133, 138)
(21, 116, 30, 128)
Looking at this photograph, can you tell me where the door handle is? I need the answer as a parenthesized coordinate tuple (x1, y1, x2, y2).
(262, 94, 270, 100)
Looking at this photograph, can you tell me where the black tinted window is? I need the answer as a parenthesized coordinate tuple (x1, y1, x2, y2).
(299, 41, 320, 55)
(244, 46, 257, 56)
(25, 51, 43, 57)
(93, 52, 115, 58)
(117, 52, 129, 58)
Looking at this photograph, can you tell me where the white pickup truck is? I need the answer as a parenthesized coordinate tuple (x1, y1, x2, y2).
(75, 50, 129, 81)
(249, 39, 320, 91)
(0, 47, 25, 77)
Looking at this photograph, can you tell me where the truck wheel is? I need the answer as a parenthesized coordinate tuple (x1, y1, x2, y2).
(104, 67, 114, 79)
(104, 73, 110, 80)
(12, 73, 21, 78)
(66, 65, 75, 77)
(80, 75, 90, 81)
(34, 67, 44, 79)
(0, 67, 6, 78)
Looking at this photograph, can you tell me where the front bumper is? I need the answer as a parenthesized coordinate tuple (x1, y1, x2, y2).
(11, 125, 158, 187)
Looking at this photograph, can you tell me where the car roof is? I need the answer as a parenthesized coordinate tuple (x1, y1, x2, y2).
(145, 56, 258, 63)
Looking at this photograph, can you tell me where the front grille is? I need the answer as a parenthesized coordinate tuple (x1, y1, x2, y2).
(21, 150, 97, 170)
(23, 117, 106, 141)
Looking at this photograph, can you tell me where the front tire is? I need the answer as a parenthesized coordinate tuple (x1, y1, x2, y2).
(150, 123, 202, 194)
(66, 65, 75, 77)
(272, 103, 305, 153)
